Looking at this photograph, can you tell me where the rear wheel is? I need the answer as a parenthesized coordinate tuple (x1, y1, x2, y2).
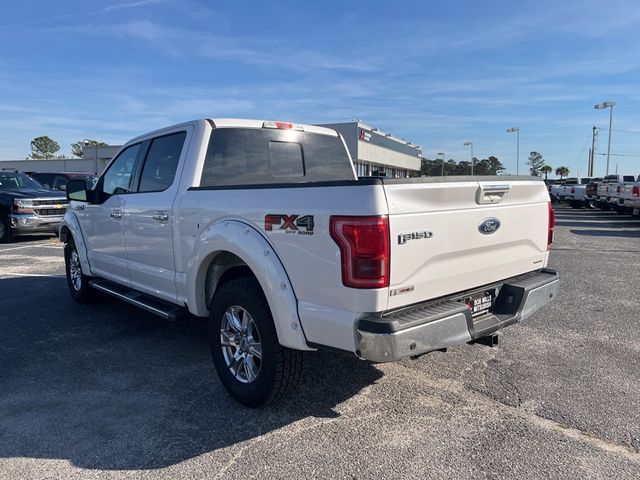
(209, 277, 303, 407)
(569, 200, 582, 209)
(0, 215, 14, 243)
(64, 239, 95, 303)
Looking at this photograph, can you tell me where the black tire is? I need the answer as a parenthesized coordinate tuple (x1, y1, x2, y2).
(0, 215, 14, 243)
(64, 239, 95, 303)
(209, 277, 303, 407)
(569, 200, 582, 209)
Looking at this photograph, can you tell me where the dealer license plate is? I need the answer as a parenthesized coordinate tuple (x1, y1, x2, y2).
(465, 291, 495, 317)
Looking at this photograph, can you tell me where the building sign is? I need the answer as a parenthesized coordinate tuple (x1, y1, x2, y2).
(359, 129, 372, 142)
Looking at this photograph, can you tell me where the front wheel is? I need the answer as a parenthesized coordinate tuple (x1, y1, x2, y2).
(209, 277, 303, 407)
(64, 240, 95, 303)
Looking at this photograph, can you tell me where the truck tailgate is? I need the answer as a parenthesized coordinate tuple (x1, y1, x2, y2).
(384, 178, 550, 310)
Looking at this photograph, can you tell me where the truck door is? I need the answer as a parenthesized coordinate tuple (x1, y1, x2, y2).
(122, 129, 189, 303)
(81, 142, 144, 286)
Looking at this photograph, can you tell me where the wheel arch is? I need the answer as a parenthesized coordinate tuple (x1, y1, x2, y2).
(59, 213, 92, 276)
(187, 220, 312, 351)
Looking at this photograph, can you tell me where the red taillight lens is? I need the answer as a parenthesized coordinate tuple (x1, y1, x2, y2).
(617, 185, 621, 193)
(571, 186, 575, 194)
(633, 185, 640, 197)
(330, 216, 390, 288)
(547, 202, 555, 250)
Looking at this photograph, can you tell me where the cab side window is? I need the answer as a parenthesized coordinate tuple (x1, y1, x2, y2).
(102, 144, 141, 195)
(138, 132, 186, 193)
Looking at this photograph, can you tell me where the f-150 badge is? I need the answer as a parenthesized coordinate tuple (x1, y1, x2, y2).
(264, 214, 314, 235)
(398, 231, 433, 245)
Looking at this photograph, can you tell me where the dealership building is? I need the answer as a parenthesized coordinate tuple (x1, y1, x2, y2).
(319, 121, 422, 178)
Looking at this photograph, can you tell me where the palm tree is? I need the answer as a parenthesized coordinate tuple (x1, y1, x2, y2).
(555, 166, 569, 179)
(541, 165, 553, 180)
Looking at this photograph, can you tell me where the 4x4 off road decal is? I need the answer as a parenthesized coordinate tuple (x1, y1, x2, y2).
(264, 214, 315, 235)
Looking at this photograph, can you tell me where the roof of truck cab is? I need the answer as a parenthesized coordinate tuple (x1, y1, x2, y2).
(126, 118, 339, 145)
(209, 118, 338, 136)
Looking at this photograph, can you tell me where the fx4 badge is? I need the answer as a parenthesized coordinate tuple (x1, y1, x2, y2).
(398, 231, 433, 245)
(264, 214, 315, 235)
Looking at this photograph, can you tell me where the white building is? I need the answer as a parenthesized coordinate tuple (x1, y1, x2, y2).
(318, 121, 422, 178)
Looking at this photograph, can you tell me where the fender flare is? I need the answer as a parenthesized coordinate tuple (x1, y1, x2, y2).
(186, 219, 312, 351)
(59, 212, 92, 276)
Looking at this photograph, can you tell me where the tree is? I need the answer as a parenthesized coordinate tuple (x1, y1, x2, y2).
(29, 136, 60, 159)
(476, 156, 506, 175)
(555, 166, 569, 179)
(71, 139, 108, 158)
(527, 151, 545, 176)
(540, 165, 553, 180)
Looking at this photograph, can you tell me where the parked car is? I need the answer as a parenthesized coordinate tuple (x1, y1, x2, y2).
(566, 177, 602, 209)
(556, 177, 594, 204)
(29, 172, 97, 191)
(617, 175, 640, 216)
(595, 175, 636, 210)
(549, 180, 564, 203)
(0, 169, 68, 242)
(60, 118, 559, 406)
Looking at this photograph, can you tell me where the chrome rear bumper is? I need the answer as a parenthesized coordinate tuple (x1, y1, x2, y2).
(356, 269, 559, 362)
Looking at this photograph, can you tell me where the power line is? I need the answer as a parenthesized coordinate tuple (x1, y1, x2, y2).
(611, 128, 640, 135)
(595, 152, 640, 158)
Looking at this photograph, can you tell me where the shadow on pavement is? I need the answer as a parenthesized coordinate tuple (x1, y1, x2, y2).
(569, 229, 640, 238)
(0, 276, 382, 470)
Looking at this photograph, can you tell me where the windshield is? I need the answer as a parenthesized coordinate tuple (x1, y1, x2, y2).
(0, 172, 45, 190)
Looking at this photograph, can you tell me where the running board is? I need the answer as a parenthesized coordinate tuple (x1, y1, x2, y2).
(89, 279, 188, 321)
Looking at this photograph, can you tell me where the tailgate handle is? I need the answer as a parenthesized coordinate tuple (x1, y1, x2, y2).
(477, 184, 511, 204)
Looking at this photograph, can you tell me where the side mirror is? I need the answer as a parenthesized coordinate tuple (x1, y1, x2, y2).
(66, 179, 88, 202)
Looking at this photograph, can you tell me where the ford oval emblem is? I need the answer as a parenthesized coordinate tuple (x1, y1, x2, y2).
(478, 217, 501, 234)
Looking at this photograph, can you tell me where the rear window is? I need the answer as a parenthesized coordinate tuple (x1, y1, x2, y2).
(622, 175, 636, 182)
(200, 128, 354, 187)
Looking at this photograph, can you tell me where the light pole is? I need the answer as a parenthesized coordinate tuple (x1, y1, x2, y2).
(506, 127, 520, 175)
(463, 141, 474, 175)
(437, 152, 445, 176)
(594, 101, 616, 175)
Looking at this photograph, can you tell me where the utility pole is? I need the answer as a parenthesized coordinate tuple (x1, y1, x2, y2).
(594, 101, 616, 175)
(589, 125, 597, 176)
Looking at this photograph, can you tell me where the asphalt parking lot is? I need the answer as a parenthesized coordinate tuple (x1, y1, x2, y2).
(1, 205, 639, 479)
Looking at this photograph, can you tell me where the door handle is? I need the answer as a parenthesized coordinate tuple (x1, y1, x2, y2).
(110, 209, 122, 219)
(476, 184, 511, 205)
(152, 211, 169, 223)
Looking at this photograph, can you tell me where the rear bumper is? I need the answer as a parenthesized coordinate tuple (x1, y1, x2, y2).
(9, 214, 64, 235)
(356, 269, 559, 362)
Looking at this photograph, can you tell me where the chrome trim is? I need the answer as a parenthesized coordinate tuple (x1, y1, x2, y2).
(356, 270, 559, 363)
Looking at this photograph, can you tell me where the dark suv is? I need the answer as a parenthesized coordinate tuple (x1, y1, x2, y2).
(29, 172, 97, 191)
(0, 170, 69, 242)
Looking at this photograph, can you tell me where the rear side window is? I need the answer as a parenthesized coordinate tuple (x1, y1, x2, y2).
(200, 128, 353, 186)
(138, 131, 186, 192)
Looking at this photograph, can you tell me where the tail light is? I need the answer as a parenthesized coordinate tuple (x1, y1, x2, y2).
(330, 216, 390, 288)
(571, 186, 575, 194)
(547, 202, 555, 250)
(262, 121, 304, 131)
(633, 185, 640, 197)
(617, 185, 621, 193)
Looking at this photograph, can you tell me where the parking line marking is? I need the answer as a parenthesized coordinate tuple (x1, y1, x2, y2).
(0, 272, 65, 278)
(0, 243, 61, 253)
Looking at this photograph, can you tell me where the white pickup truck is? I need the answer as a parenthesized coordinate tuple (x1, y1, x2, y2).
(596, 175, 636, 210)
(60, 118, 559, 406)
(618, 176, 640, 216)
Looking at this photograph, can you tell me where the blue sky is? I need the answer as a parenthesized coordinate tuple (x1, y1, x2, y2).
(1, 0, 639, 177)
